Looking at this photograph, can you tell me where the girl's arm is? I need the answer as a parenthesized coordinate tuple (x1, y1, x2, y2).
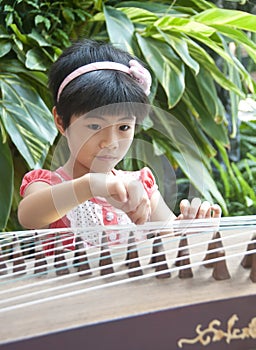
(18, 173, 129, 229)
(149, 190, 176, 222)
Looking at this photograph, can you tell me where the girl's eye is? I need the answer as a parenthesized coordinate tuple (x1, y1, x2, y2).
(119, 125, 130, 131)
(87, 124, 101, 130)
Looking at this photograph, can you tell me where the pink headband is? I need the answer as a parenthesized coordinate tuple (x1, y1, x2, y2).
(57, 61, 131, 102)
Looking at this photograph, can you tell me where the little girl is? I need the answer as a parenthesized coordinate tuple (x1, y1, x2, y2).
(18, 39, 221, 247)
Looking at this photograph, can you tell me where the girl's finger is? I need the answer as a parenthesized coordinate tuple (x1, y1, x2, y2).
(211, 204, 222, 218)
(124, 180, 147, 213)
(179, 199, 190, 218)
(197, 200, 211, 218)
(127, 200, 151, 225)
(189, 198, 202, 218)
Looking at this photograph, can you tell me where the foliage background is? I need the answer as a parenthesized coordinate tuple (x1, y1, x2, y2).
(0, 0, 256, 230)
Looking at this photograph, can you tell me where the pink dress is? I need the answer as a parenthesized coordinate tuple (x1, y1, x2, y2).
(20, 167, 158, 251)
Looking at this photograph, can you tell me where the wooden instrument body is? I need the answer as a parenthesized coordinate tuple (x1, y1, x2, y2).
(0, 225, 256, 350)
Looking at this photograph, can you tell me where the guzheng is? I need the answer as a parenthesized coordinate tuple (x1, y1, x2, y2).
(0, 217, 256, 350)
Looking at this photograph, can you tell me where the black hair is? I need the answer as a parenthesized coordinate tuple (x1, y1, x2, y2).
(49, 39, 149, 129)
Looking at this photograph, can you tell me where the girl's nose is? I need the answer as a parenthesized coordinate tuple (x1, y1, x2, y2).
(99, 129, 118, 149)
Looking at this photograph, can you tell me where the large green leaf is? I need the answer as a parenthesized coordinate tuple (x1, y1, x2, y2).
(171, 100, 218, 159)
(103, 5, 135, 53)
(0, 130, 13, 229)
(193, 8, 256, 32)
(136, 34, 185, 107)
(187, 42, 245, 97)
(186, 70, 229, 146)
(118, 6, 159, 24)
(158, 31, 200, 75)
(0, 74, 57, 168)
(155, 16, 217, 37)
(193, 67, 225, 118)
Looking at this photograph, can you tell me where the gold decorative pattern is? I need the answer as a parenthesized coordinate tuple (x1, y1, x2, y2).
(177, 314, 256, 347)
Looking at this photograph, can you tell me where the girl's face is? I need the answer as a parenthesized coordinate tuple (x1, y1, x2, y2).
(65, 112, 136, 174)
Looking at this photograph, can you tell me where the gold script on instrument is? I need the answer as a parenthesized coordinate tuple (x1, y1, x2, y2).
(177, 314, 256, 348)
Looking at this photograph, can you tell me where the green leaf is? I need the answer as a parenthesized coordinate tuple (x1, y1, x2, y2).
(9, 24, 29, 44)
(211, 157, 231, 199)
(136, 35, 185, 107)
(194, 67, 222, 118)
(118, 6, 159, 24)
(0, 74, 57, 168)
(35, 15, 51, 30)
(0, 40, 12, 58)
(93, 0, 103, 12)
(181, 0, 215, 10)
(152, 138, 166, 156)
(228, 61, 241, 138)
(12, 36, 23, 52)
(0, 132, 13, 229)
(104, 5, 135, 53)
(193, 8, 256, 32)
(27, 29, 51, 47)
(185, 70, 229, 146)
(158, 31, 200, 75)
(155, 16, 216, 37)
(210, 25, 256, 60)
(62, 8, 75, 23)
(171, 100, 218, 159)
(188, 32, 237, 67)
(117, 1, 181, 15)
(232, 162, 256, 200)
(5, 12, 13, 27)
(188, 43, 245, 97)
(25, 48, 49, 71)
(0, 59, 49, 86)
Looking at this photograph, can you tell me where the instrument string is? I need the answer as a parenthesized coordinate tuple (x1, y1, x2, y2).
(1, 237, 255, 301)
(0, 243, 256, 315)
(0, 226, 253, 283)
(0, 217, 253, 258)
(0, 227, 255, 312)
(1, 214, 256, 241)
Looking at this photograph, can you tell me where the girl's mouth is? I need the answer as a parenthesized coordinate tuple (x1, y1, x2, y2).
(96, 155, 118, 161)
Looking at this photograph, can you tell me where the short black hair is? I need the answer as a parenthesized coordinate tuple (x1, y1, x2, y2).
(49, 39, 149, 129)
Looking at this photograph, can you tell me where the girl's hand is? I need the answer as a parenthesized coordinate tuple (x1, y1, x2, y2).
(177, 198, 222, 220)
(121, 179, 151, 225)
(129, 60, 151, 96)
(88, 173, 128, 204)
(88, 174, 151, 224)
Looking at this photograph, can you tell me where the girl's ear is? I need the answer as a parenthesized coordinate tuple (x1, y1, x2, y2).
(52, 106, 65, 135)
